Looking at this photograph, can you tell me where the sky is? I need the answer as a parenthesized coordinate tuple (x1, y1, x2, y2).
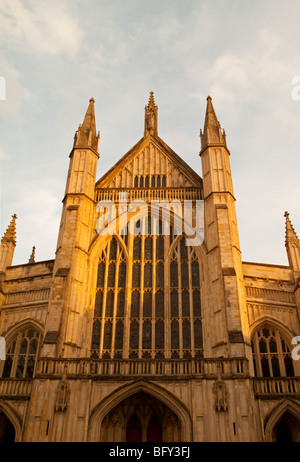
(0, 0, 300, 266)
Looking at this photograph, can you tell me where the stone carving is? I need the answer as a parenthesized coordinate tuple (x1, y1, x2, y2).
(55, 367, 70, 412)
(214, 364, 228, 412)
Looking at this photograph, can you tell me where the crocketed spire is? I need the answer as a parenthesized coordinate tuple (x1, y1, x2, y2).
(1, 214, 17, 246)
(284, 211, 300, 271)
(73, 98, 100, 152)
(200, 96, 227, 151)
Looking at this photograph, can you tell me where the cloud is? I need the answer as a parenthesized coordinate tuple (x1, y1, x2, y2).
(12, 178, 62, 264)
(207, 30, 288, 107)
(0, 0, 84, 57)
(0, 61, 23, 116)
(0, 145, 7, 159)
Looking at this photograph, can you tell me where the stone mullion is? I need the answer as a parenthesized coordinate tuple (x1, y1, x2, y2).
(265, 337, 273, 377)
(165, 233, 171, 358)
(123, 232, 133, 359)
(111, 248, 121, 356)
(11, 331, 21, 378)
(254, 333, 262, 377)
(99, 243, 110, 358)
(152, 235, 156, 359)
(139, 234, 145, 358)
(276, 330, 286, 377)
(177, 247, 183, 358)
(23, 337, 30, 379)
(188, 248, 195, 357)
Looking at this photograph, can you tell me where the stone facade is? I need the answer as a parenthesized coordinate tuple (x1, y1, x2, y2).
(0, 93, 300, 442)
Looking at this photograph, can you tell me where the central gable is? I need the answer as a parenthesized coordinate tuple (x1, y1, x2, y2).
(96, 135, 202, 190)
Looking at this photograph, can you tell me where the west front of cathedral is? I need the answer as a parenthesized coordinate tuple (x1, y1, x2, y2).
(0, 93, 300, 442)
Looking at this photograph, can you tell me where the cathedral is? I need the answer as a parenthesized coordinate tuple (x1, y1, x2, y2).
(0, 92, 300, 443)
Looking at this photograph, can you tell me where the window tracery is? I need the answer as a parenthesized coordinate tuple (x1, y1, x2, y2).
(91, 220, 203, 359)
(133, 175, 167, 188)
(0, 328, 42, 378)
(251, 325, 295, 377)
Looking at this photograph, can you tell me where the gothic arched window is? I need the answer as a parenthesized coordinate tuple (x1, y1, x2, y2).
(169, 237, 202, 359)
(251, 325, 295, 377)
(91, 220, 203, 360)
(91, 237, 127, 359)
(0, 327, 42, 378)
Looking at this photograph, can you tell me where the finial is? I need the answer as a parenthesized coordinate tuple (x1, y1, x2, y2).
(148, 91, 155, 109)
(144, 91, 158, 137)
(89, 98, 95, 104)
(28, 246, 36, 264)
(207, 95, 212, 101)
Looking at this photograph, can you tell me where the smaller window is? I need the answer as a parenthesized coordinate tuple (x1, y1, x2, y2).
(251, 326, 295, 378)
(1, 328, 42, 379)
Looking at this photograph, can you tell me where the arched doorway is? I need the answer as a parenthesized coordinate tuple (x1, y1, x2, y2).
(274, 412, 300, 442)
(147, 415, 163, 442)
(100, 391, 181, 442)
(0, 411, 15, 442)
(126, 414, 142, 442)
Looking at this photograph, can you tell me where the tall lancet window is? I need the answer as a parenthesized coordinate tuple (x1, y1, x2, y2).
(129, 219, 166, 359)
(169, 237, 202, 359)
(91, 237, 127, 359)
(91, 218, 203, 360)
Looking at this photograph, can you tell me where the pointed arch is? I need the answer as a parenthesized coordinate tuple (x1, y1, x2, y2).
(89, 203, 206, 264)
(0, 321, 43, 378)
(87, 199, 206, 359)
(0, 400, 23, 442)
(250, 317, 298, 377)
(264, 399, 300, 442)
(87, 380, 193, 442)
(250, 316, 298, 343)
(1, 318, 44, 345)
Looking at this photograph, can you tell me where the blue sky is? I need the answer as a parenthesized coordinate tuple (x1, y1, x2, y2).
(0, 0, 300, 266)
